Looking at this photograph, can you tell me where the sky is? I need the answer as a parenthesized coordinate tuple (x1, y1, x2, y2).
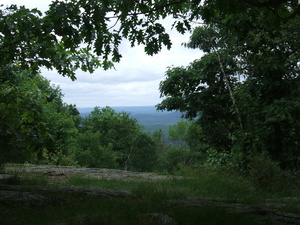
(2, 0, 203, 107)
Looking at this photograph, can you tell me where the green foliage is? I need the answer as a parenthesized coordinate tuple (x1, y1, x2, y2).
(164, 146, 189, 172)
(157, 54, 236, 152)
(0, 67, 47, 164)
(168, 121, 189, 148)
(78, 106, 160, 170)
(130, 133, 157, 171)
(0, 1, 189, 79)
(247, 153, 291, 192)
(1, 0, 297, 79)
(152, 129, 168, 154)
(0, 66, 79, 166)
(0, 4, 101, 79)
(205, 149, 246, 173)
(75, 131, 118, 169)
(157, 2, 300, 169)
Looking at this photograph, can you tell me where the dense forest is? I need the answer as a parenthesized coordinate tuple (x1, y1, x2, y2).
(1, 0, 300, 188)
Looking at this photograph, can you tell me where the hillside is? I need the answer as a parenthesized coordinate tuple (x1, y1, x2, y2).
(77, 106, 184, 134)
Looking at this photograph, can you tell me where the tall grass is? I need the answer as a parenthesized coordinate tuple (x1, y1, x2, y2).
(64, 167, 300, 204)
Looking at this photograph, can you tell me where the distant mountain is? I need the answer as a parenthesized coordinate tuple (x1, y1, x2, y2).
(77, 106, 184, 134)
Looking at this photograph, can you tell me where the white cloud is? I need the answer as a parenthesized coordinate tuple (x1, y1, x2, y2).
(2, 0, 203, 107)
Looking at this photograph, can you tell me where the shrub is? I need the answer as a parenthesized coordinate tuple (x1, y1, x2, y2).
(248, 153, 282, 191)
(205, 149, 246, 173)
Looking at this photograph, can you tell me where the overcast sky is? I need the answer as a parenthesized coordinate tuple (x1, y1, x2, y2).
(3, 0, 203, 107)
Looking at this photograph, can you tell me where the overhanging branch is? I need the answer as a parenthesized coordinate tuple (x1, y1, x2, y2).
(242, 0, 290, 7)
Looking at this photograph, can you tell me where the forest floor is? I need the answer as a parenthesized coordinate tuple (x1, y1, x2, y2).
(0, 164, 300, 225)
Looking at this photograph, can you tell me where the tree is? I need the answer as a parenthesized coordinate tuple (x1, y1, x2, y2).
(157, 3, 300, 168)
(75, 131, 117, 168)
(167, 121, 205, 170)
(0, 66, 79, 165)
(81, 106, 143, 169)
(157, 54, 236, 152)
(0, 66, 47, 165)
(130, 133, 157, 171)
(152, 129, 168, 154)
(169, 121, 189, 149)
(66, 104, 81, 129)
(0, 4, 100, 80)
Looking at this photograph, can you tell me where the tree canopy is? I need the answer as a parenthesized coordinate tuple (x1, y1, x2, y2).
(1, 0, 299, 79)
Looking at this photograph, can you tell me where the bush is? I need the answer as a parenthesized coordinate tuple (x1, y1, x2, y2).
(248, 153, 283, 191)
(205, 149, 246, 173)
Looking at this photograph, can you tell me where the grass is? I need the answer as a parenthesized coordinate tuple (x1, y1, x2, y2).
(0, 165, 299, 225)
(64, 168, 300, 204)
(0, 192, 272, 225)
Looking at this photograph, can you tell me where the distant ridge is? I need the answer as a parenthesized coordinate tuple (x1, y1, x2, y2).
(77, 106, 184, 134)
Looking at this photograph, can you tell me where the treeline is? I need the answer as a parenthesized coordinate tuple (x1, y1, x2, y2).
(0, 66, 199, 172)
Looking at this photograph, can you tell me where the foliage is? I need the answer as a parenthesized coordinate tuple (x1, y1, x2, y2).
(0, 0, 299, 79)
(0, 66, 46, 164)
(163, 146, 189, 172)
(247, 153, 289, 191)
(75, 131, 118, 168)
(152, 129, 168, 154)
(205, 149, 246, 173)
(2, 0, 298, 79)
(0, 0, 188, 79)
(159, 121, 206, 172)
(0, 66, 79, 166)
(130, 133, 157, 171)
(157, 2, 300, 169)
(79, 106, 158, 169)
(0, 4, 101, 80)
(157, 54, 236, 152)
(168, 121, 189, 148)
